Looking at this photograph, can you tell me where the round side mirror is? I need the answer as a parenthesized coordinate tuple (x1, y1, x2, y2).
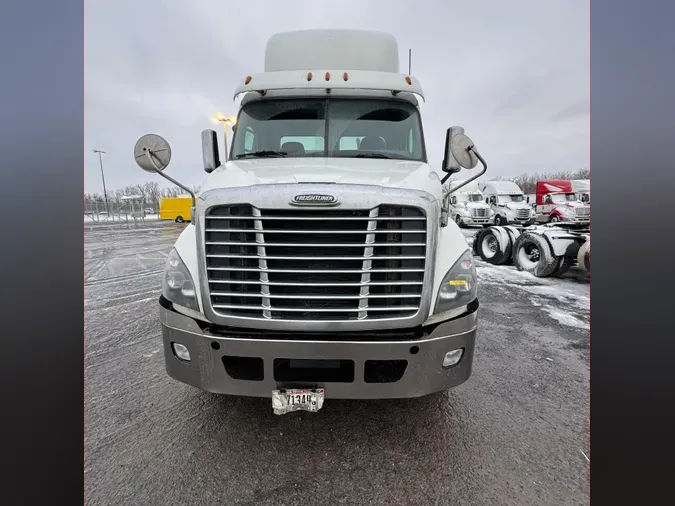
(134, 134, 172, 173)
(449, 133, 478, 170)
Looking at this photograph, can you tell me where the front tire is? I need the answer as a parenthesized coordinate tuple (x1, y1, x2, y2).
(477, 227, 512, 265)
(494, 215, 505, 226)
(549, 214, 560, 224)
(513, 232, 559, 277)
(455, 214, 464, 228)
(175, 216, 185, 223)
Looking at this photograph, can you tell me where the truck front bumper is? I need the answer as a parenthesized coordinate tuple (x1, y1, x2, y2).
(159, 302, 478, 399)
(460, 216, 491, 226)
(507, 217, 536, 226)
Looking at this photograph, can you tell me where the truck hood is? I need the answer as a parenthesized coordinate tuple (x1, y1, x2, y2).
(503, 202, 531, 211)
(199, 158, 443, 200)
(465, 202, 490, 210)
(553, 201, 585, 211)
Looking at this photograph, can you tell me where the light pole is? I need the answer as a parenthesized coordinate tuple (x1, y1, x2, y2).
(93, 149, 109, 213)
(213, 113, 237, 159)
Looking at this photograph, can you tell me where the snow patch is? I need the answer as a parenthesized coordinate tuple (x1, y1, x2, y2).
(541, 307, 589, 330)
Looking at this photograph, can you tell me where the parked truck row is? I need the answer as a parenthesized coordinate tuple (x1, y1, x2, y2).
(447, 178, 590, 228)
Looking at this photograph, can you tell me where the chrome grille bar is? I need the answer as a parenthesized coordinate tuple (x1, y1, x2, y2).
(252, 207, 271, 319)
(358, 207, 379, 320)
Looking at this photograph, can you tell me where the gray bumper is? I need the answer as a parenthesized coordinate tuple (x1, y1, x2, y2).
(461, 216, 491, 225)
(507, 217, 536, 225)
(159, 305, 478, 399)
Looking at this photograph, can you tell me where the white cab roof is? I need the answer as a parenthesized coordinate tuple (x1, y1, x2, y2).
(570, 179, 590, 192)
(482, 180, 524, 195)
(265, 30, 399, 73)
(449, 179, 482, 193)
(234, 30, 424, 101)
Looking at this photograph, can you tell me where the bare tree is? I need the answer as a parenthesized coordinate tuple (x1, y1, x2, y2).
(143, 181, 161, 205)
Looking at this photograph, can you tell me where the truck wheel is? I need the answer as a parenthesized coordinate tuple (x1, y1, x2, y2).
(577, 240, 590, 274)
(494, 215, 505, 226)
(477, 227, 512, 265)
(455, 214, 464, 228)
(471, 230, 483, 256)
(554, 256, 572, 276)
(513, 232, 559, 277)
(549, 215, 560, 223)
(175, 216, 185, 223)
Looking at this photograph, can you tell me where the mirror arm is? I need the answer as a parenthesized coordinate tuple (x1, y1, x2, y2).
(145, 150, 197, 208)
(440, 170, 456, 185)
(444, 146, 488, 195)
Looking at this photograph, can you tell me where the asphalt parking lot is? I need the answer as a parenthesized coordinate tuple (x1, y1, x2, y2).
(85, 221, 589, 506)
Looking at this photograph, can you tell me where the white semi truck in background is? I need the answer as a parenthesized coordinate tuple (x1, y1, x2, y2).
(132, 29, 489, 414)
(571, 179, 590, 203)
(447, 179, 493, 227)
(482, 180, 536, 226)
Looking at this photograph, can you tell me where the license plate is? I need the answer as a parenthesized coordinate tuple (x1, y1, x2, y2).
(272, 388, 324, 415)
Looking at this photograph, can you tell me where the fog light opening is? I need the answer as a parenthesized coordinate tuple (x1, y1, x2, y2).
(211, 341, 220, 351)
(171, 342, 191, 362)
(442, 348, 464, 369)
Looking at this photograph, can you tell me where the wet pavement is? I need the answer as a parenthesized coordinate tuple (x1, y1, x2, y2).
(85, 222, 589, 506)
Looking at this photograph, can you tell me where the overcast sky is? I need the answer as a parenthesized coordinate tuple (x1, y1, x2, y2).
(85, 0, 588, 194)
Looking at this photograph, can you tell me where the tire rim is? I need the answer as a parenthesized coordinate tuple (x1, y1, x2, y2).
(495, 216, 502, 225)
(518, 241, 540, 270)
(551, 215, 559, 223)
(481, 234, 498, 259)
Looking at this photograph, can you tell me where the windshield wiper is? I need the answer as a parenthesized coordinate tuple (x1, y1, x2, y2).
(353, 152, 392, 159)
(235, 150, 287, 159)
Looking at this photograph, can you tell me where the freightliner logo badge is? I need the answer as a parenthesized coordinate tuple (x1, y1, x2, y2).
(291, 194, 338, 205)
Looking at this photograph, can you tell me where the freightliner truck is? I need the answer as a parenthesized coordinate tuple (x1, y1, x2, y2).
(132, 29, 489, 414)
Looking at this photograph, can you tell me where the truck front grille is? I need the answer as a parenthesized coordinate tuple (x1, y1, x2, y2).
(471, 208, 488, 218)
(516, 209, 530, 220)
(575, 207, 590, 217)
(203, 205, 427, 321)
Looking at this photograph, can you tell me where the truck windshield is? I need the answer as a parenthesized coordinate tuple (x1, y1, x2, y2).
(468, 194, 483, 202)
(230, 98, 425, 162)
(497, 195, 525, 203)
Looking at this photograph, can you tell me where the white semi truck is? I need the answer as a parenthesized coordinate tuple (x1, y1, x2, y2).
(447, 179, 493, 227)
(482, 180, 536, 226)
(571, 179, 590, 203)
(132, 29, 489, 414)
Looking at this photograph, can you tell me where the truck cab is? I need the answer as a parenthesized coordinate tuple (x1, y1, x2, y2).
(447, 179, 493, 227)
(482, 180, 536, 226)
(132, 29, 489, 414)
(571, 179, 590, 204)
(535, 180, 590, 226)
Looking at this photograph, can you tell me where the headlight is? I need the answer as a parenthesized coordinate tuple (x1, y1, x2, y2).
(163, 248, 199, 311)
(434, 250, 478, 314)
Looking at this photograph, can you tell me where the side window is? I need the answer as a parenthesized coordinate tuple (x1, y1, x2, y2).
(244, 128, 255, 152)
